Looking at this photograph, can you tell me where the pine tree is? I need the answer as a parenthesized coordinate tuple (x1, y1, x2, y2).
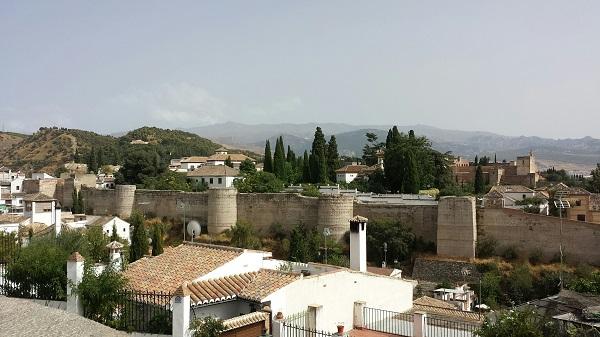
(151, 224, 164, 256)
(224, 156, 233, 168)
(273, 136, 286, 179)
(403, 150, 420, 193)
(310, 127, 328, 183)
(302, 151, 311, 183)
(326, 135, 340, 182)
(474, 165, 484, 194)
(129, 211, 149, 262)
(263, 140, 273, 173)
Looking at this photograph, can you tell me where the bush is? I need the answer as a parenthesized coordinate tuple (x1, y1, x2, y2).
(301, 184, 321, 197)
(228, 221, 261, 249)
(503, 264, 533, 305)
(366, 220, 416, 264)
(191, 316, 225, 337)
(528, 248, 543, 265)
(78, 263, 128, 326)
(476, 237, 497, 258)
(501, 246, 519, 261)
(234, 171, 284, 193)
(475, 308, 561, 337)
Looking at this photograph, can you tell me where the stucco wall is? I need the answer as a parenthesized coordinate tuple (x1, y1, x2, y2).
(478, 208, 600, 266)
(353, 202, 438, 243)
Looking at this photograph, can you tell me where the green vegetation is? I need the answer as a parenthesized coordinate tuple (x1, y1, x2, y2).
(233, 171, 284, 193)
(129, 211, 149, 262)
(191, 316, 226, 337)
(141, 171, 191, 191)
(151, 223, 165, 256)
(475, 309, 562, 337)
(300, 184, 321, 197)
(227, 221, 261, 249)
(78, 263, 128, 325)
(366, 220, 434, 266)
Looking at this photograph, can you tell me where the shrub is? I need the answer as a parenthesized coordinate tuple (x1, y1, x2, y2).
(501, 246, 519, 261)
(476, 237, 497, 258)
(301, 184, 321, 197)
(191, 316, 225, 337)
(475, 308, 561, 337)
(228, 221, 262, 249)
(78, 263, 128, 326)
(528, 248, 543, 265)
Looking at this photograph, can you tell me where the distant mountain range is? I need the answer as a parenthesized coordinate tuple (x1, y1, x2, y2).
(186, 122, 600, 174)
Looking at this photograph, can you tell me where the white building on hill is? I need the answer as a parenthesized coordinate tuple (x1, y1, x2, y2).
(187, 165, 240, 188)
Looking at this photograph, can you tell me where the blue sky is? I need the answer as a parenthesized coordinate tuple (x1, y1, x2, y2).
(1, 1, 600, 138)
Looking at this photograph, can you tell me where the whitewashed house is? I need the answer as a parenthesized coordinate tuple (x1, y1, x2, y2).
(31, 172, 55, 180)
(0, 214, 30, 233)
(335, 165, 368, 183)
(179, 156, 208, 172)
(23, 193, 61, 229)
(187, 166, 240, 188)
(206, 148, 255, 168)
(85, 216, 131, 243)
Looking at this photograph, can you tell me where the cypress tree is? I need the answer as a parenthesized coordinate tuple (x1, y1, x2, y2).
(310, 127, 328, 183)
(78, 191, 85, 214)
(494, 153, 497, 163)
(263, 140, 273, 173)
(151, 224, 164, 256)
(224, 156, 233, 168)
(273, 136, 286, 179)
(71, 189, 80, 213)
(474, 155, 479, 166)
(302, 151, 311, 183)
(286, 145, 296, 163)
(88, 147, 98, 174)
(110, 222, 119, 242)
(403, 150, 420, 194)
(129, 211, 149, 262)
(326, 135, 340, 182)
(474, 165, 484, 194)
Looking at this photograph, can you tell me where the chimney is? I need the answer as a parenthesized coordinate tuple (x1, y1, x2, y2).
(349, 215, 368, 272)
(106, 241, 124, 271)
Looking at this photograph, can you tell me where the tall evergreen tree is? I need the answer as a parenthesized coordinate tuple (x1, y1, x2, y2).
(494, 153, 497, 163)
(273, 136, 286, 179)
(78, 191, 85, 214)
(403, 150, 420, 193)
(326, 135, 340, 182)
(310, 127, 328, 183)
(224, 156, 233, 168)
(88, 147, 98, 173)
(286, 145, 296, 163)
(71, 189, 80, 213)
(110, 223, 119, 242)
(474, 165, 485, 194)
(384, 145, 405, 193)
(129, 211, 149, 262)
(302, 151, 311, 183)
(151, 223, 164, 256)
(474, 155, 479, 166)
(263, 140, 273, 173)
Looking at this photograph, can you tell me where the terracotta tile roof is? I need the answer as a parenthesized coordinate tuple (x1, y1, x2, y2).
(181, 156, 208, 163)
(123, 242, 244, 293)
(207, 153, 255, 162)
(23, 193, 56, 202)
(335, 165, 368, 174)
(184, 269, 301, 305)
(0, 213, 29, 224)
(489, 185, 534, 194)
(187, 165, 240, 177)
(223, 311, 268, 331)
(414, 296, 456, 309)
(410, 296, 484, 322)
(86, 216, 117, 227)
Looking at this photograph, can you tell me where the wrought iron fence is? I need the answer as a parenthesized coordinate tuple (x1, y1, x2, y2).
(363, 306, 413, 336)
(282, 322, 335, 337)
(83, 290, 173, 334)
(284, 310, 309, 328)
(425, 316, 480, 337)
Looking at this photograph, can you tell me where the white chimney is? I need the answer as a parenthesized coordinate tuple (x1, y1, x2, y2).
(106, 241, 124, 271)
(350, 215, 368, 272)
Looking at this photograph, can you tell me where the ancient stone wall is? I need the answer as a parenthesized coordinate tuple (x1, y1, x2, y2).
(353, 202, 438, 243)
(207, 188, 237, 234)
(115, 185, 136, 218)
(478, 208, 600, 266)
(437, 197, 477, 259)
(412, 257, 480, 282)
(236, 193, 320, 233)
(22, 178, 70, 207)
(317, 195, 354, 238)
(82, 188, 116, 215)
(135, 189, 209, 222)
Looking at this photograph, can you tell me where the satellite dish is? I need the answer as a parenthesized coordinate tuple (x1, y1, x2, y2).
(187, 220, 201, 238)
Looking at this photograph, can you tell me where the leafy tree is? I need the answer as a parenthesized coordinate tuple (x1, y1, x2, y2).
(301, 184, 321, 197)
(239, 158, 256, 175)
(233, 171, 284, 193)
(120, 146, 165, 185)
(78, 262, 128, 325)
(224, 156, 233, 168)
(569, 270, 600, 294)
(151, 223, 164, 256)
(474, 165, 485, 194)
(589, 163, 600, 193)
(310, 127, 328, 183)
(78, 190, 85, 213)
(273, 136, 286, 180)
(129, 211, 148, 262)
(475, 308, 561, 337)
(191, 316, 225, 337)
(141, 171, 191, 191)
(263, 140, 273, 173)
(362, 132, 384, 166)
(289, 223, 319, 262)
(86, 226, 109, 263)
(228, 221, 261, 249)
(326, 135, 340, 182)
(366, 220, 419, 265)
(503, 264, 533, 305)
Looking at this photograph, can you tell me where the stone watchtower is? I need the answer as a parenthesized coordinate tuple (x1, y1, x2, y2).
(436, 196, 477, 259)
(114, 185, 136, 218)
(207, 187, 237, 235)
(317, 195, 354, 240)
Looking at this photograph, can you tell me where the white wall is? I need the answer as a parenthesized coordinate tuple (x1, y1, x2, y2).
(0, 223, 20, 233)
(336, 173, 357, 183)
(266, 270, 414, 332)
(10, 178, 24, 194)
(191, 301, 255, 320)
(100, 217, 131, 243)
(191, 176, 236, 188)
(198, 251, 272, 281)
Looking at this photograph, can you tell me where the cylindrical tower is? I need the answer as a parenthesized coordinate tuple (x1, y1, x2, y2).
(317, 195, 354, 240)
(207, 188, 238, 235)
(114, 185, 136, 219)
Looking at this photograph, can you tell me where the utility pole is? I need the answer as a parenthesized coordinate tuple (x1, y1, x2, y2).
(554, 191, 570, 291)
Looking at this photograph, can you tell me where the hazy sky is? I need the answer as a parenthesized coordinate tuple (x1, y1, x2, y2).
(2, 1, 600, 138)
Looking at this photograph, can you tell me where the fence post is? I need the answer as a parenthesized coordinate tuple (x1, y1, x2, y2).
(413, 311, 427, 337)
(66, 252, 84, 316)
(353, 301, 366, 330)
(173, 283, 191, 337)
(272, 312, 285, 337)
(307, 304, 323, 331)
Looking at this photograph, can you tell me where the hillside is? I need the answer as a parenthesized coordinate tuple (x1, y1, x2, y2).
(0, 132, 29, 153)
(0, 127, 224, 174)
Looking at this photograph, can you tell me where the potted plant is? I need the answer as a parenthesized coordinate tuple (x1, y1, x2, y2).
(337, 323, 345, 335)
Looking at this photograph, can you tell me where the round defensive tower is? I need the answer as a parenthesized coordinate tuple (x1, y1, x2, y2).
(114, 185, 136, 219)
(317, 194, 354, 240)
(207, 187, 238, 235)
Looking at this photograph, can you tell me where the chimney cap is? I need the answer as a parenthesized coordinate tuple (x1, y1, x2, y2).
(106, 241, 124, 250)
(350, 215, 368, 223)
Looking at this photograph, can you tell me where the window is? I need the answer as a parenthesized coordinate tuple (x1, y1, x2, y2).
(201, 178, 205, 183)
(123, 228, 126, 232)
(576, 200, 582, 207)
(218, 178, 222, 184)
(16, 186, 19, 191)
(210, 178, 213, 184)
(577, 214, 586, 222)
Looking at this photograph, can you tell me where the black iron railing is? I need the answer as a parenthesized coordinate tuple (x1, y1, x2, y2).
(425, 316, 480, 337)
(363, 306, 412, 336)
(282, 322, 335, 337)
